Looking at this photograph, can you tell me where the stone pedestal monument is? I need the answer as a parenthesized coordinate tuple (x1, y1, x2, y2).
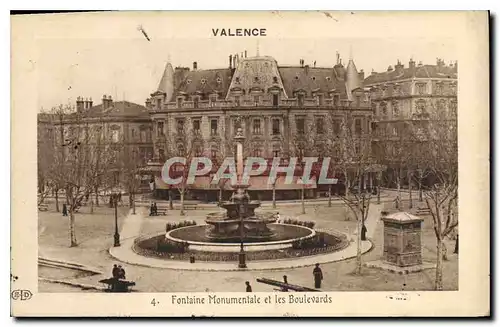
(381, 212, 423, 267)
(365, 211, 433, 274)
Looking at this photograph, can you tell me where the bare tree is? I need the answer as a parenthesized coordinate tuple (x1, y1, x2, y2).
(166, 120, 203, 216)
(334, 110, 374, 274)
(414, 105, 458, 290)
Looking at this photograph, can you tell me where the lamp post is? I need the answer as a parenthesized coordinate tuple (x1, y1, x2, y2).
(112, 193, 120, 247)
(234, 127, 247, 269)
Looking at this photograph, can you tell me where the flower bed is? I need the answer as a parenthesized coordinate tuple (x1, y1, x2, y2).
(133, 231, 349, 262)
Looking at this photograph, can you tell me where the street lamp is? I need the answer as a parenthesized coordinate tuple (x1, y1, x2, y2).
(112, 193, 121, 247)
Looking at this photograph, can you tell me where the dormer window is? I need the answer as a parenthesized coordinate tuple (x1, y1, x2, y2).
(326, 76, 331, 81)
(187, 79, 192, 84)
(254, 95, 260, 106)
(273, 76, 278, 83)
(311, 76, 316, 81)
(235, 77, 240, 83)
(297, 94, 304, 107)
(254, 76, 259, 83)
(294, 75, 299, 80)
(201, 78, 207, 85)
(216, 77, 222, 84)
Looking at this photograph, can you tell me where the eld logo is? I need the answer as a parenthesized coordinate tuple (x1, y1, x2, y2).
(11, 289, 32, 301)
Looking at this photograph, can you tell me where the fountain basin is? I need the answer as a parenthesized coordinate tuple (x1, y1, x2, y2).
(165, 223, 316, 253)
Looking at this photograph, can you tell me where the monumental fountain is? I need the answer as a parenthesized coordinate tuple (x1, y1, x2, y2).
(132, 127, 354, 265)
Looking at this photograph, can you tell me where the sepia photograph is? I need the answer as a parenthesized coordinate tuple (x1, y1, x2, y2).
(11, 10, 489, 316)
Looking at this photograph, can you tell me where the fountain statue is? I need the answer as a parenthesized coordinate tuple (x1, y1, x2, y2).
(205, 127, 277, 243)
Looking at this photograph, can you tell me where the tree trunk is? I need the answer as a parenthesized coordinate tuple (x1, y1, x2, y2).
(180, 190, 185, 216)
(328, 184, 332, 207)
(55, 190, 60, 212)
(454, 234, 459, 254)
(301, 185, 305, 214)
(435, 238, 444, 290)
(132, 193, 136, 215)
(169, 189, 174, 210)
(355, 216, 362, 274)
(95, 186, 99, 206)
(69, 209, 77, 247)
(418, 171, 423, 202)
(408, 171, 413, 209)
(272, 183, 276, 209)
(129, 193, 133, 208)
(90, 199, 94, 214)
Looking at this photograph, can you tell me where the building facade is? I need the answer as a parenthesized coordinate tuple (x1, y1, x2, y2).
(146, 53, 372, 201)
(365, 58, 458, 188)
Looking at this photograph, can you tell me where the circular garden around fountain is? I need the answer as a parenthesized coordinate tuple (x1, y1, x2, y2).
(133, 211, 351, 263)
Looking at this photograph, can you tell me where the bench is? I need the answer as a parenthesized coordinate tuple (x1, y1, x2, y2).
(183, 204, 198, 210)
(99, 278, 136, 292)
(38, 204, 49, 212)
(156, 207, 168, 216)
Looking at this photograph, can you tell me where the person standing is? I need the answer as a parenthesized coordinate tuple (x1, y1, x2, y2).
(245, 281, 252, 292)
(118, 265, 126, 279)
(112, 264, 119, 279)
(281, 275, 289, 292)
(313, 263, 323, 289)
(62, 203, 68, 217)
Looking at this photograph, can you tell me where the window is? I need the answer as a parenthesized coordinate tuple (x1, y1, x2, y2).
(234, 119, 241, 132)
(193, 97, 199, 108)
(297, 94, 304, 107)
(272, 93, 279, 107)
(210, 119, 218, 136)
(234, 96, 241, 106)
(254, 95, 260, 106)
(177, 144, 185, 156)
(210, 95, 217, 106)
(211, 147, 217, 159)
(254, 76, 259, 83)
(316, 118, 324, 134)
(354, 143, 360, 155)
(371, 103, 377, 115)
(435, 83, 443, 95)
(381, 102, 388, 116)
(177, 97, 183, 108)
(159, 149, 165, 162)
(176, 119, 185, 134)
(333, 120, 341, 135)
(195, 145, 203, 156)
(417, 83, 426, 95)
(157, 98, 161, 109)
(355, 96, 361, 108)
(131, 128, 136, 139)
(273, 146, 280, 158)
(317, 94, 324, 106)
(157, 121, 164, 137)
(437, 99, 446, 111)
(253, 119, 262, 135)
(273, 76, 278, 83)
(192, 119, 201, 134)
(111, 129, 120, 143)
(235, 77, 240, 83)
(333, 94, 340, 106)
(416, 100, 427, 114)
(253, 148, 262, 157)
(355, 119, 362, 135)
(392, 101, 400, 117)
(296, 117, 305, 134)
(272, 119, 280, 135)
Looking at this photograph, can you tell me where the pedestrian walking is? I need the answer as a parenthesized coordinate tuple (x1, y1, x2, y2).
(150, 203, 155, 216)
(62, 203, 68, 216)
(313, 263, 323, 289)
(153, 203, 158, 216)
(245, 281, 252, 292)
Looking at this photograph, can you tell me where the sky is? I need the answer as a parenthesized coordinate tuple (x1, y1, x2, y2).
(16, 12, 458, 111)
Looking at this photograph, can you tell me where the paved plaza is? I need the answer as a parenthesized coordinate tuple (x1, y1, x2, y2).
(38, 192, 458, 292)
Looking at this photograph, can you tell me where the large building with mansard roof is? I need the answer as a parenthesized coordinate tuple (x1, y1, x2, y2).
(145, 53, 372, 201)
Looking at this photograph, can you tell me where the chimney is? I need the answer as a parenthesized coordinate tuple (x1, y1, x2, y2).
(304, 65, 310, 75)
(454, 60, 458, 70)
(193, 61, 198, 70)
(395, 60, 404, 74)
(88, 97, 93, 108)
(358, 69, 365, 80)
(387, 65, 393, 72)
(145, 98, 152, 109)
(409, 58, 416, 70)
(244, 50, 247, 58)
(76, 96, 84, 112)
(229, 54, 232, 69)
